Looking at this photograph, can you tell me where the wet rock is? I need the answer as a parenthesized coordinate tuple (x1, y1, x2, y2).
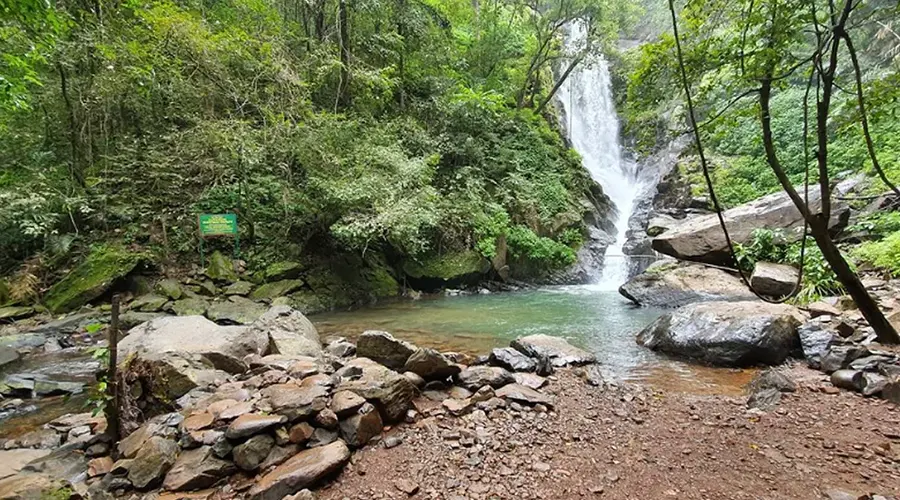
(249, 440, 350, 500)
(233, 434, 275, 471)
(619, 261, 756, 308)
(637, 301, 804, 366)
(496, 383, 554, 408)
(651, 190, 848, 266)
(33, 378, 84, 397)
(307, 428, 339, 448)
(128, 436, 178, 489)
(457, 366, 514, 390)
(162, 446, 236, 491)
(226, 414, 287, 440)
(356, 331, 417, 370)
(820, 345, 871, 374)
(403, 348, 460, 380)
(798, 319, 836, 369)
(206, 297, 268, 325)
(511, 334, 596, 367)
(339, 402, 383, 448)
(336, 358, 416, 422)
(750, 262, 800, 298)
(489, 348, 537, 372)
(16, 429, 61, 449)
(261, 384, 329, 421)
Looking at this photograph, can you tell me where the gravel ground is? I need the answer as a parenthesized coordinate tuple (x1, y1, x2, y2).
(318, 364, 900, 500)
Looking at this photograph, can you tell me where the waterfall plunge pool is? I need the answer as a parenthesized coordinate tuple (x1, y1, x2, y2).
(315, 286, 756, 396)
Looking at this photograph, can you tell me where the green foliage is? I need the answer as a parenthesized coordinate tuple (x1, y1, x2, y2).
(506, 225, 577, 269)
(855, 231, 900, 277)
(85, 345, 111, 416)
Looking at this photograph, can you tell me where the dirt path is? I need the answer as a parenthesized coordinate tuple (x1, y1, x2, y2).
(318, 365, 900, 500)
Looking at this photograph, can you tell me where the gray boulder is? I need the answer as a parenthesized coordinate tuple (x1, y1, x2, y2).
(206, 297, 268, 325)
(249, 306, 322, 357)
(637, 301, 805, 366)
(339, 402, 383, 448)
(489, 347, 537, 372)
(651, 190, 848, 266)
(233, 434, 275, 471)
(798, 319, 836, 369)
(750, 262, 800, 298)
(403, 348, 460, 380)
(336, 358, 415, 422)
(511, 334, 596, 367)
(128, 436, 178, 489)
(619, 261, 756, 308)
(457, 366, 514, 390)
(356, 331, 417, 370)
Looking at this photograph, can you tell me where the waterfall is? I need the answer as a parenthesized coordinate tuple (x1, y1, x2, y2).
(557, 22, 645, 291)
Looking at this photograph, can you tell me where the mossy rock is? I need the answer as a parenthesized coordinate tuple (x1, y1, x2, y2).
(206, 296, 268, 325)
(205, 251, 238, 283)
(262, 261, 304, 282)
(403, 250, 490, 281)
(224, 281, 254, 296)
(363, 264, 399, 298)
(0, 306, 35, 321)
(44, 245, 146, 314)
(170, 297, 210, 316)
(249, 279, 304, 301)
(130, 294, 169, 313)
(280, 290, 329, 315)
(155, 278, 183, 300)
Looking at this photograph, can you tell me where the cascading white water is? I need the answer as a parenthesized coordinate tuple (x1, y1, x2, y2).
(557, 22, 645, 291)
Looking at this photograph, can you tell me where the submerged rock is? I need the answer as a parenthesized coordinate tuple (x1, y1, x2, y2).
(619, 261, 755, 308)
(636, 301, 804, 366)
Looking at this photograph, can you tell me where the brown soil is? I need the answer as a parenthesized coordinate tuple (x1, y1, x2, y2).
(318, 364, 900, 500)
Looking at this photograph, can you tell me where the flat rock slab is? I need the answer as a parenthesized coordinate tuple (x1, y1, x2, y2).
(619, 261, 756, 308)
(249, 440, 350, 500)
(0, 449, 51, 480)
(511, 334, 596, 367)
(226, 414, 287, 440)
(496, 383, 554, 408)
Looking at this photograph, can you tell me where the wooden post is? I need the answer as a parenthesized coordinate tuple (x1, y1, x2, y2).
(106, 294, 121, 442)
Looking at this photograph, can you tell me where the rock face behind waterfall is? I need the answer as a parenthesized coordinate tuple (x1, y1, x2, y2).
(637, 301, 805, 366)
(651, 190, 849, 266)
(619, 261, 756, 307)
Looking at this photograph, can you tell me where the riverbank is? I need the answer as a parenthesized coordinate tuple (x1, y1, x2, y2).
(319, 365, 900, 500)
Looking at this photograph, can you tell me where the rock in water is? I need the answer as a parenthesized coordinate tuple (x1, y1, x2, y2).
(163, 446, 236, 491)
(636, 301, 804, 366)
(510, 335, 596, 367)
(403, 348, 460, 380)
(356, 331, 417, 370)
(651, 190, 848, 266)
(750, 262, 800, 298)
(619, 261, 755, 308)
(249, 306, 322, 357)
(249, 440, 351, 500)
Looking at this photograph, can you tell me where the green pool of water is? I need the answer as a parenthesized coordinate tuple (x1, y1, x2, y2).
(315, 285, 756, 395)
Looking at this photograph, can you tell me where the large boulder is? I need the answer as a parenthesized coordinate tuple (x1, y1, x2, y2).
(44, 245, 145, 313)
(335, 358, 416, 422)
(798, 318, 837, 369)
(249, 440, 350, 500)
(750, 262, 800, 298)
(619, 261, 756, 307)
(511, 334, 596, 367)
(457, 366, 514, 390)
(356, 331, 417, 371)
(402, 250, 491, 289)
(651, 190, 848, 266)
(206, 296, 268, 325)
(636, 301, 805, 366)
(248, 306, 322, 357)
(250, 280, 305, 302)
(118, 316, 267, 402)
(403, 348, 460, 380)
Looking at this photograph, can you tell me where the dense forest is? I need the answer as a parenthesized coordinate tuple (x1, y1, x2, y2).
(0, 0, 640, 309)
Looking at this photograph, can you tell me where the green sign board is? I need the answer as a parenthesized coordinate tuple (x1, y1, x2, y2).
(199, 213, 238, 237)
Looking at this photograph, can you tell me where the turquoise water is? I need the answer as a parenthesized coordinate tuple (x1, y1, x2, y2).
(314, 286, 755, 395)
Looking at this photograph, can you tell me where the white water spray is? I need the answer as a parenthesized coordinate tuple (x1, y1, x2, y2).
(557, 22, 645, 290)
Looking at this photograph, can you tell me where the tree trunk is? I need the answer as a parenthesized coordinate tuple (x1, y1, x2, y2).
(535, 53, 583, 114)
(337, 0, 351, 109)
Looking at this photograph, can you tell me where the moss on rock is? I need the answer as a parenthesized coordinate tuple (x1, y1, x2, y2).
(262, 261, 304, 282)
(44, 245, 146, 314)
(205, 251, 238, 283)
(403, 250, 490, 281)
